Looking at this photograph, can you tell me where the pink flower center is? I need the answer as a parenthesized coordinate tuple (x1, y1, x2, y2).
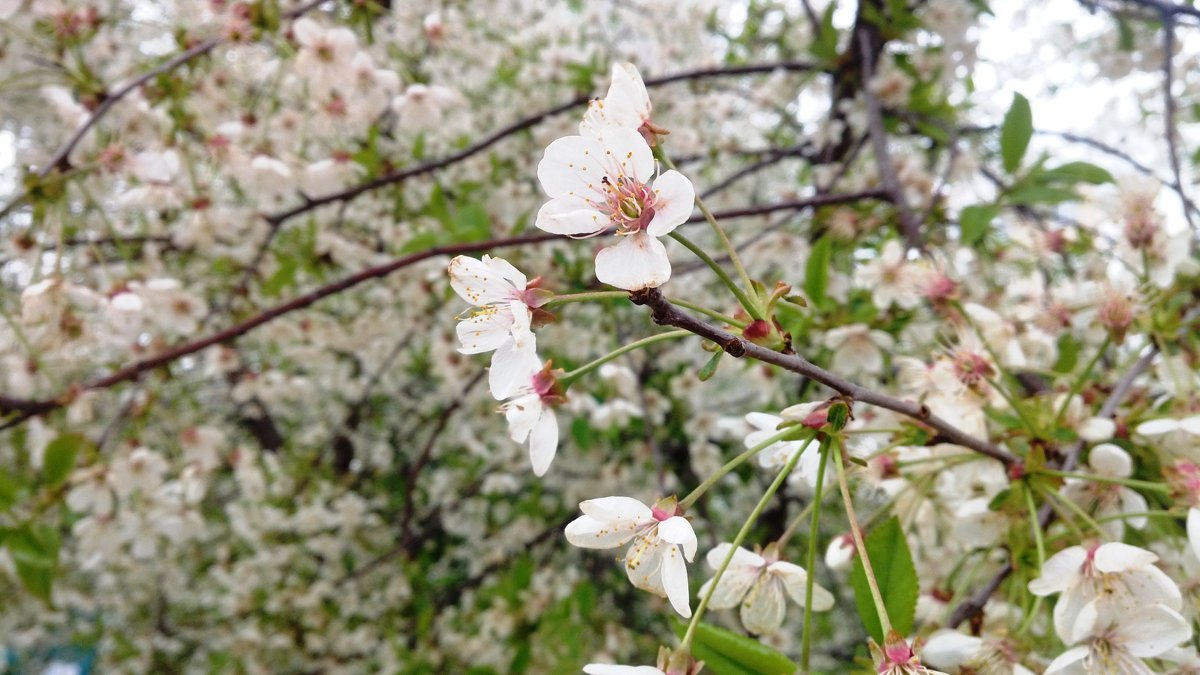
(600, 175, 656, 235)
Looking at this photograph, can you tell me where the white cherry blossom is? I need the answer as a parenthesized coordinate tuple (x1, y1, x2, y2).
(1028, 542, 1182, 641)
(1045, 600, 1192, 675)
(565, 496, 697, 617)
(697, 543, 833, 635)
(1062, 443, 1148, 539)
(580, 62, 655, 142)
(448, 254, 546, 399)
(500, 361, 562, 477)
(535, 125, 695, 290)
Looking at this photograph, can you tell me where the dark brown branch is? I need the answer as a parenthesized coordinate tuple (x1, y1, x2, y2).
(0, 195, 883, 430)
(857, 31, 924, 251)
(261, 62, 819, 226)
(1160, 14, 1197, 234)
(628, 288, 1019, 466)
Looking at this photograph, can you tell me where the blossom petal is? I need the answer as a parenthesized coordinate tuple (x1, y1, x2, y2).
(536, 135, 610, 200)
(1189, 508, 1200, 562)
(660, 542, 692, 617)
(535, 198, 609, 236)
(1121, 565, 1182, 610)
(455, 310, 513, 354)
(646, 170, 695, 237)
(1028, 546, 1086, 596)
(705, 543, 765, 570)
(1135, 418, 1179, 436)
(1092, 542, 1157, 573)
(625, 534, 667, 596)
(921, 630, 983, 671)
(488, 339, 539, 399)
(698, 564, 760, 610)
(1088, 443, 1132, 477)
(583, 666, 664, 675)
(448, 255, 521, 307)
(591, 125, 655, 184)
(528, 408, 558, 477)
(1180, 415, 1200, 435)
(580, 496, 653, 523)
(594, 232, 671, 291)
(565, 513, 642, 550)
(657, 516, 697, 561)
(1117, 604, 1192, 657)
(1043, 646, 1089, 675)
(740, 574, 786, 634)
(504, 393, 541, 443)
(771, 561, 834, 611)
(1117, 488, 1148, 529)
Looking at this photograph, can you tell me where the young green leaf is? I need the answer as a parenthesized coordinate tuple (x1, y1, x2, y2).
(850, 516, 919, 643)
(42, 433, 85, 488)
(1039, 161, 1114, 185)
(959, 204, 999, 245)
(699, 350, 724, 382)
(674, 621, 800, 675)
(804, 236, 833, 306)
(1000, 92, 1033, 173)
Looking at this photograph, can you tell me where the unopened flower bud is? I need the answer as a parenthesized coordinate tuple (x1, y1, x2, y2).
(1097, 288, 1135, 344)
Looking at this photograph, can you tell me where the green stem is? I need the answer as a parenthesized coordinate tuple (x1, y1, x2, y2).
(668, 230, 763, 320)
(680, 435, 815, 652)
(1039, 485, 1110, 540)
(984, 375, 1038, 435)
(1053, 335, 1110, 426)
(1023, 485, 1046, 568)
(833, 440, 892, 635)
(679, 427, 808, 509)
(559, 330, 689, 386)
(1037, 469, 1170, 492)
(669, 297, 748, 329)
(954, 300, 1036, 432)
(800, 438, 831, 671)
(541, 290, 629, 308)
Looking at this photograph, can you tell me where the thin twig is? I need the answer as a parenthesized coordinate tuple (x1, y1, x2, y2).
(1159, 14, 1196, 233)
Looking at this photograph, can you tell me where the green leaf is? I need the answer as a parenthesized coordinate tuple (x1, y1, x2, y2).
(4, 523, 59, 604)
(673, 621, 799, 675)
(850, 516, 919, 643)
(42, 433, 85, 487)
(1006, 185, 1078, 206)
(804, 236, 833, 306)
(1039, 161, 1114, 185)
(1000, 92, 1033, 173)
(698, 350, 723, 382)
(959, 204, 999, 245)
(810, 3, 839, 62)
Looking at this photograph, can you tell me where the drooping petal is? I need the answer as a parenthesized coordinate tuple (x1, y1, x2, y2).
(1116, 604, 1192, 657)
(625, 534, 667, 596)
(740, 574, 786, 634)
(488, 339, 540, 399)
(1028, 546, 1087, 596)
(646, 170, 695, 237)
(660, 542, 693, 618)
(528, 408, 558, 477)
(1092, 542, 1157, 573)
(455, 309, 513, 354)
(698, 564, 760, 610)
(535, 197, 609, 236)
(503, 393, 542, 443)
(771, 561, 835, 611)
(537, 135, 616, 200)
(1116, 488, 1148, 529)
(594, 232, 671, 291)
(1053, 582, 1095, 645)
(657, 516, 697, 561)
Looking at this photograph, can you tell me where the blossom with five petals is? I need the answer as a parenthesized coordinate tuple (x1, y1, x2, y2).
(535, 125, 694, 291)
(565, 496, 698, 617)
(1045, 600, 1191, 674)
(500, 361, 563, 477)
(698, 543, 834, 635)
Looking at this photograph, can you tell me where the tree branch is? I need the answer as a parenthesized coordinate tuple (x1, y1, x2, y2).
(628, 288, 1019, 466)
